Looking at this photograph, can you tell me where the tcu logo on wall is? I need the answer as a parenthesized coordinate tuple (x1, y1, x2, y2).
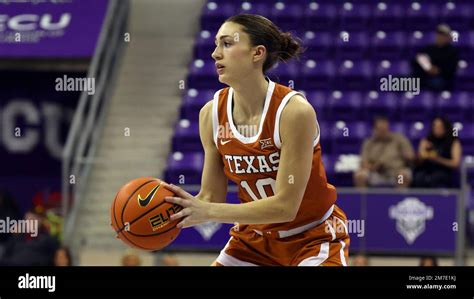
(0, 14, 71, 32)
(389, 197, 434, 245)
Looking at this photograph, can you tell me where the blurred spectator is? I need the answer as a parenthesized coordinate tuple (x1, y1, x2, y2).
(54, 246, 73, 266)
(413, 117, 462, 188)
(121, 250, 142, 266)
(153, 251, 180, 266)
(0, 208, 59, 266)
(354, 116, 415, 188)
(420, 256, 438, 266)
(411, 24, 459, 91)
(0, 189, 20, 244)
(161, 254, 179, 266)
(352, 254, 370, 266)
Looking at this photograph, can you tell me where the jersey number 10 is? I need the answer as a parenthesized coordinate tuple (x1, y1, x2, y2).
(240, 178, 276, 200)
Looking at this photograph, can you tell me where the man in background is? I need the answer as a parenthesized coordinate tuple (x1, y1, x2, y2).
(412, 24, 459, 91)
(354, 116, 415, 188)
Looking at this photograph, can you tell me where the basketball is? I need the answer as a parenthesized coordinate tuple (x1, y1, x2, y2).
(110, 177, 183, 251)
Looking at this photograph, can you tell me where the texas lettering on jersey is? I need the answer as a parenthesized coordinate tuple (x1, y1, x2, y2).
(224, 152, 279, 174)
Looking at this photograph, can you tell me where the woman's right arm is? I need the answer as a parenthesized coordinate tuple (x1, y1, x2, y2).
(418, 138, 430, 160)
(195, 101, 228, 203)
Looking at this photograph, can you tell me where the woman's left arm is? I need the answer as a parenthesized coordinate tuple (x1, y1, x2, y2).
(431, 140, 462, 169)
(165, 95, 317, 228)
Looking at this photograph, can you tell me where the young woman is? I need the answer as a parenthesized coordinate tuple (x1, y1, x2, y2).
(413, 116, 462, 188)
(164, 14, 349, 266)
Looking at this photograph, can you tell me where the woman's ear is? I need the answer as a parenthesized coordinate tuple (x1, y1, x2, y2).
(253, 45, 266, 63)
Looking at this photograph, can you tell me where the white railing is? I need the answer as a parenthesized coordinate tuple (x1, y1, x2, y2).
(61, 0, 129, 246)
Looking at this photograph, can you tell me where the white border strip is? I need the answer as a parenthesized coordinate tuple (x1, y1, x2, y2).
(212, 89, 221, 147)
(298, 242, 330, 266)
(273, 91, 320, 149)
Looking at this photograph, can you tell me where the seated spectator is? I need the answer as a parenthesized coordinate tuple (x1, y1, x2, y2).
(54, 246, 73, 266)
(419, 256, 438, 266)
(354, 116, 415, 188)
(0, 189, 20, 245)
(153, 252, 180, 266)
(0, 208, 59, 266)
(352, 254, 370, 266)
(121, 250, 142, 266)
(413, 117, 462, 188)
(411, 24, 459, 91)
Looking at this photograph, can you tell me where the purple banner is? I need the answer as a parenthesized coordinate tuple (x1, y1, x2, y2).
(168, 190, 459, 255)
(0, 70, 83, 214)
(364, 193, 457, 253)
(0, 0, 109, 58)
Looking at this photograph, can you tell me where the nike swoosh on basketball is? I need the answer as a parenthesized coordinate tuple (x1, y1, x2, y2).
(220, 139, 232, 145)
(137, 184, 160, 207)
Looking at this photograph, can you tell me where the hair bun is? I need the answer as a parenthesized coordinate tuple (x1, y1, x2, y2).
(278, 32, 303, 62)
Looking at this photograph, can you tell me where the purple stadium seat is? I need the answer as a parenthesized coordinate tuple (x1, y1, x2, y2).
(323, 154, 355, 187)
(400, 92, 435, 121)
(456, 60, 474, 91)
(336, 60, 372, 90)
(271, 2, 303, 31)
(318, 120, 330, 148)
(439, 3, 472, 31)
(193, 30, 216, 60)
(266, 61, 301, 88)
(180, 89, 215, 121)
(304, 2, 337, 31)
(374, 60, 411, 83)
(330, 121, 369, 154)
(371, 2, 403, 31)
(301, 31, 333, 59)
(457, 31, 474, 60)
(172, 120, 202, 152)
(339, 2, 370, 31)
(306, 90, 329, 121)
(187, 59, 223, 89)
(301, 59, 335, 90)
(436, 91, 472, 122)
(164, 152, 204, 184)
(236, 2, 269, 17)
(457, 123, 474, 155)
(403, 2, 439, 31)
(327, 91, 363, 121)
(363, 91, 399, 121)
(200, 2, 235, 31)
(407, 31, 435, 57)
(371, 31, 406, 60)
(406, 121, 429, 147)
(335, 32, 369, 60)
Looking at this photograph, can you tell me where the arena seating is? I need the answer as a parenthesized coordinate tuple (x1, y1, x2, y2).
(165, 0, 474, 187)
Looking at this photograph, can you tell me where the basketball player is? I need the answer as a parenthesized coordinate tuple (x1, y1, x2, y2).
(164, 14, 350, 266)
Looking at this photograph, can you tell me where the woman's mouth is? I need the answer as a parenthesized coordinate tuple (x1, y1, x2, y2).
(216, 63, 225, 74)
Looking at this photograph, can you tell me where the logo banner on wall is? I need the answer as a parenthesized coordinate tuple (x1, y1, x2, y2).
(0, 70, 83, 213)
(168, 191, 458, 255)
(0, 0, 109, 58)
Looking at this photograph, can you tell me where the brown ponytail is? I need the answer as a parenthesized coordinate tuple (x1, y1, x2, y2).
(225, 14, 304, 72)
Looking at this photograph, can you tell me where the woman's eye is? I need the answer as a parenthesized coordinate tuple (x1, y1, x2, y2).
(224, 42, 231, 47)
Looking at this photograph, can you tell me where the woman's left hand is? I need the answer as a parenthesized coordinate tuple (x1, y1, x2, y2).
(163, 183, 211, 228)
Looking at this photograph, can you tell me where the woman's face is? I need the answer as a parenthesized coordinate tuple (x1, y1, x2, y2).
(54, 249, 70, 266)
(212, 22, 262, 86)
(432, 119, 446, 138)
